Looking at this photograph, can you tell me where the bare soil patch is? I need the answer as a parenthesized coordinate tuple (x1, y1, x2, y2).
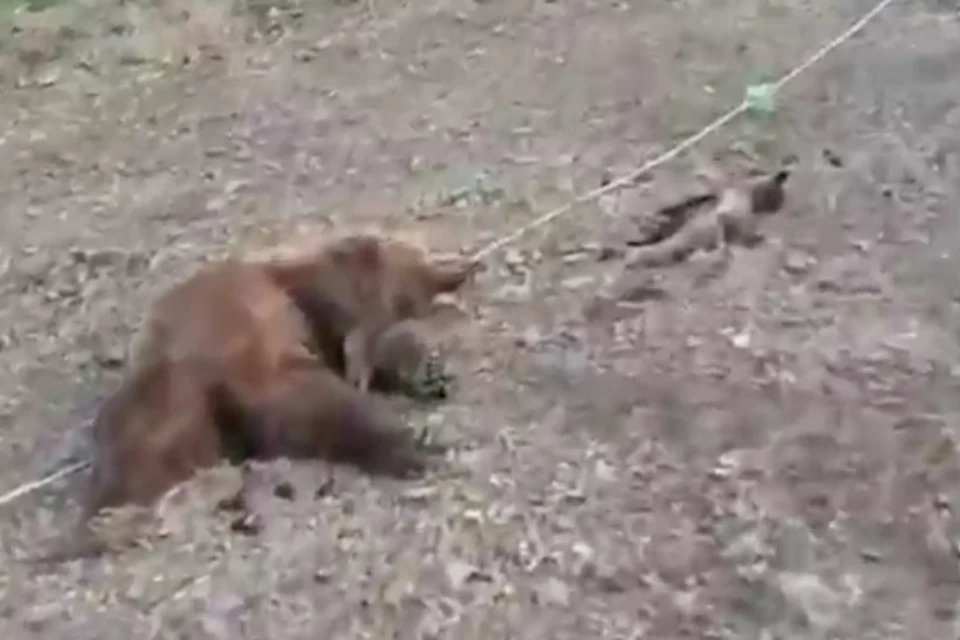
(1, 0, 959, 637)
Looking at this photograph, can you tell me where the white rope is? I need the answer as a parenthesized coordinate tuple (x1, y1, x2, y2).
(0, 459, 91, 507)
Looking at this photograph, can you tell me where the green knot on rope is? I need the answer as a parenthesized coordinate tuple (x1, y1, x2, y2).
(744, 82, 777, 116)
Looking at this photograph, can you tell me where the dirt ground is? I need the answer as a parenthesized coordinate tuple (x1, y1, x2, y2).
(1, 0, 959, 637)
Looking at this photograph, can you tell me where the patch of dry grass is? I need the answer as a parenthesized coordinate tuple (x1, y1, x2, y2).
(2, 0, 960, 638)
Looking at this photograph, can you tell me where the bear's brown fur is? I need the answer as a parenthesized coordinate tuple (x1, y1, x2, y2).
(249, 231, 476, 392)
(88, 232, 476, 516)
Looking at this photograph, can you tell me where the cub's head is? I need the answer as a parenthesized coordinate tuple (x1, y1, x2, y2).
(327, 231, 478, 323)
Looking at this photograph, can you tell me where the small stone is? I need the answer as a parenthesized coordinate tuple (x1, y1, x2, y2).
(444, 559, 479, 590)
(722, 529, 767, 562)
(94, 344, 126, 369)
(859, 548, 882, 562)
(561, 251, 590, 265)
(230, 513, 262, 536)
(561, 489, 587, 505)
(933, 493, 951, 512)
(504, 249, 525, 268)
(594, 459, 617, 482)
(314, 477, 334, 498)
(493, 283, 531, 303)
(822, 148, 843, 167)
(217, 492, 247, 513)
(782, 250, 810, 275)
(399, 486, 439, 503)
(515, 326, 543, 348)
(572, 541, 595, 561)
(850, 239, 870, 253)
(562, 276, 594, 290)
(84, 248, 130, 270)
(273, 482, 296, 501)
(618, 282, 669, 303)
(596, 245, 623, 261)
(731, 330, 751, 349)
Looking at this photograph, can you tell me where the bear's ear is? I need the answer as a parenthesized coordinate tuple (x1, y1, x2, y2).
(425, 255, 481, 294)
(329, 234, 383, 270)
